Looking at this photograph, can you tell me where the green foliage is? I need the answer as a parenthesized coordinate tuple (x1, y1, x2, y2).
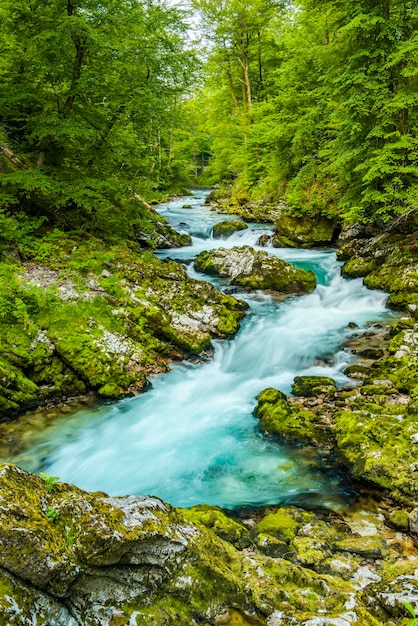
(0, 0, 198, 242)
(404, 601, 418, 625)
(39, 472, 60, 493)
(45, 506, 59, 522)
(64, 524, 79, 547)
(190, 0, 418, 224)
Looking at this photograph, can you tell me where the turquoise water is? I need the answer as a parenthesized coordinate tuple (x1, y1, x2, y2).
(10, 192, 391, 509)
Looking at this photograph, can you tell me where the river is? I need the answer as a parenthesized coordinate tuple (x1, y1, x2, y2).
(6, 190, 392, 511)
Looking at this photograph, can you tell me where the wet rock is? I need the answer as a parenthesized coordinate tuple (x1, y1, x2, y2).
(292, 376, 336, 398)
(254, 388, 325, 443)
(337, 217, 418, 310)
(258, 234, 274, 247)
(212, 220, 248, 239)
(194, 246, 316, 295)
(134, 212, 192, 248)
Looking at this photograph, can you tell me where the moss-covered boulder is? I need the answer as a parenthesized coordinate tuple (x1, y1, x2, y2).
(273, 213, 339, 248)
(179, 505, 251, 549)
(134, 209, 192, 249)
(334, 404, 418, 504)
(212, 220, 248, 239)
(194, 246, 316, 294)
(254, 387, 324, 443)
(337, 219, 418, 314)
(292, 375, 337, 398)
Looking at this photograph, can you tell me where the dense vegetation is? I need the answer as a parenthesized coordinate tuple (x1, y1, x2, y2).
(185, 0, 418, 223)
(0, 0, 197, 248)
(1, 0, 417, 250)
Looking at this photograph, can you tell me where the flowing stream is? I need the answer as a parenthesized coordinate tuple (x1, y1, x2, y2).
(8, 190, 392, 510)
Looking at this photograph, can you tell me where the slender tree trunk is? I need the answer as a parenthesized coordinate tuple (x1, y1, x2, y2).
(257, 30, 263, 91)
(62, 37, 86, 118)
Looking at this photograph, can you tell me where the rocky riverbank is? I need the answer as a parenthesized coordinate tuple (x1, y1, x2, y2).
(0, 220, 246, 419)
(1, 462, 418, 626)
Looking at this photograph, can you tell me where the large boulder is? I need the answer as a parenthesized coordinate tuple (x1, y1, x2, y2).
(194, 246, 316, 294)
(337, 219, 418, 312)
(292, 376, 337, 398)
(212, 220, 248, 239)
(273, 214, 339, 248)
(254, 387, 325, 443)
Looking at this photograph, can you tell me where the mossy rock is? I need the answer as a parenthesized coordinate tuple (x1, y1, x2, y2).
(0, 356, 39, 416)
(194, 246, 316, 295)
(333, 536, 389, 559)
(316, 556, 360, 580)
(342, 258, 378, 278)
(179, 505, 251, 549)
(0, 464, 383, 625)
(370, 564, 418, 619)
(212, 220, 248, 239)
(388, 317, 416, 338)
(334, 406, 418, 504)
(134, 211, 192, 249)
(387, 509, 409, 531)
(344, 363, 371, 376)
(388, 291, 418, 312)
(254, 387, 324, 443)
(292, 536, 330, 567)
(255, 533, 289, 558)
(273, 214, 338, 248)
(0, 239, 247, 417)
(291, 376, 336, 398)
(254, 508, 300, 543)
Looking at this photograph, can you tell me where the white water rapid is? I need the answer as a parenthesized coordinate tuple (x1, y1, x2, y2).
(13, 190, 392, 510)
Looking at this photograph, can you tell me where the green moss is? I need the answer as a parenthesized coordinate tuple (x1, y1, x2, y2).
(388, 509, 409, 531)
(342, 258, 377, 278)
(0, 356, 39, 413)
(254, 387, 324, 443)
(0, 237, 247, 417)
(179, 505, 251, 548)
(387, 291, 418, 311)
(343, 364, 371, 376)
(0, 464, 393, 625)
(292, 375, 336, 397)
(292, 537, 329, 567)
(194, 246, 317, 294)
(334, 536, 389, 559)
(213, 220, 248, 238)
(273, 214, 338, 248)
(255, 509, 300, 542)
(334, 406, 418, 504)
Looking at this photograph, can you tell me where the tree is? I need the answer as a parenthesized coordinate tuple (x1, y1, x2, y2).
(192, 0, 282, 188)
(0, 0, 197, 239)
(310, 0, 418, 221)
